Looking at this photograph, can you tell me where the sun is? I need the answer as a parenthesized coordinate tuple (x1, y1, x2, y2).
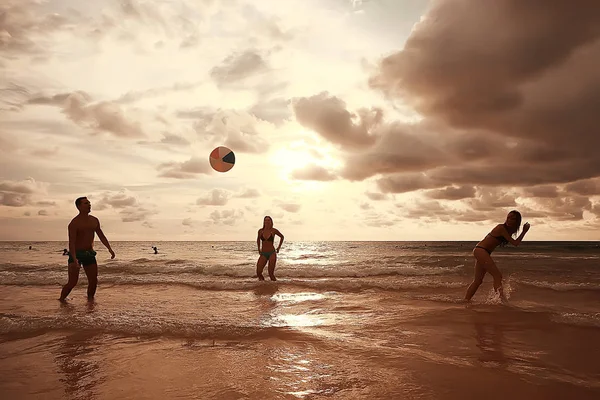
(270, 148, 315, 174)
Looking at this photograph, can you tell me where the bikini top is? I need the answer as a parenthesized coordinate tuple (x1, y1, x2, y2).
(261, 232, 274, 242)
(487, 224, 508, 244)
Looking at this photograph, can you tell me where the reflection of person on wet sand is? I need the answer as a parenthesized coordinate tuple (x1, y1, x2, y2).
(473, 313, 507, 367)
(59, 197, 115, 302)
(465, 210, 530, 302)
(256, 216, 284, 281)
(53, 332, 102, 399)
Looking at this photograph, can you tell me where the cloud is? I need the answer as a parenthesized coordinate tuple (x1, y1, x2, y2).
(463, 188, 518, 212)
(91, 190, 157, 223)
(0, 0, 71, 56)
(365, 191, 388, 201)
(367, 0, 600, 187)
(160, 134, 190, 146)
(115, 82, 203, 104)
(521, 185, 561, 198)
(119, 207, 158, 223)
(293, 92, 383, 150)
(36, 200, 57, 207)
(377, 173, 438, 194)
(196, 189, 230, 206)
(564, 178, 600, 196)
(425, 185, 476, 200)
(360, 202, 372, 210)
(158, 157, 212, 179)
(30, 147, 59, 157)
(185, 108, 270, 154)
(249, 97, 291, 125)
(237, 188, 260, 198)
(290, 164, 337, 181)
(340, 122, 448, 181)
(0, 178, 47, 207)
(208, 209, 244, 226)
(182, 217, 194, 227)
(37, 209, 48, 216)
(28, 91, 145, 137)
(529, 195, 592, 221)
(210, 50, 268, 85)
(280, 203, 301, 213)
(95, 191, 138, 209)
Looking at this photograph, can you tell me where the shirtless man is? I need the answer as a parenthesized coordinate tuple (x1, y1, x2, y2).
(59, 197, 115, 302)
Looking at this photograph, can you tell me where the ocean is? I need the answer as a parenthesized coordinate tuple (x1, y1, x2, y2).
(1, 241, 599, 399)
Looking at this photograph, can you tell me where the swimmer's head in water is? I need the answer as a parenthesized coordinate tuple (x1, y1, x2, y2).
(263, 216, 273, 229)
(505, 210, 522, 235)
(75, 196, 91, 211)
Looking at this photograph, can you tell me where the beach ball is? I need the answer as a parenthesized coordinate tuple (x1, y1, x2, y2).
(209, 146, 235, 172)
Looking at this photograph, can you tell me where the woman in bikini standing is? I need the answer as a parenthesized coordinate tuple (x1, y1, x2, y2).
(465, 210, 531, 302)
(256, 216, 284, 281)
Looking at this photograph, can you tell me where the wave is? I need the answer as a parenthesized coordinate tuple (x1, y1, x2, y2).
(0, 275, 466, 292)
(515, 279, 600, 292)
(553, 312, 600, 328)
(0, 261, 465, 279)
(0, 313, 314, 341)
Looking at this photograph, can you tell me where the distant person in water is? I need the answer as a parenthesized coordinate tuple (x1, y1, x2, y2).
(256, 216, 284, 281)
(29, 246, 32, 250)
(465, 210, 531, 302)
(62, 249, 69, 256)
(152, 246, 158, 254)
(59, 197, 115, 302)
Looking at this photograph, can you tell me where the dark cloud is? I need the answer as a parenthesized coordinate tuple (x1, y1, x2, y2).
(367, 0, 600, 186)
(529, 195, 592, 221)
(196, 189, 230, 206)
(340, 122, 447, 181)
(521, 185, 561, 198)
(158, 157, 212, 179)
(290, 165, 337, 181)
(464, 188, 517, 212)
(293, 92, 383, 150)
(210, 50, 268, 85)
(564, 178, 600, 196)
(28, 91, 145, 137)
(377, 173, 438, 194)
(425, 185, 476, 200)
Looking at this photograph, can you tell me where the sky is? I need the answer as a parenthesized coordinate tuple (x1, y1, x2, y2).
(1, 0, 600, 241)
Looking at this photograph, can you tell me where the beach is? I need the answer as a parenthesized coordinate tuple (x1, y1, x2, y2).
(1, 241, 599, 399)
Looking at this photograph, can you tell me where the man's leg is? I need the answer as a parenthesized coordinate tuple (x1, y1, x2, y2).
(83, 263, 98, 300)
(59, 264, 80, 301)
